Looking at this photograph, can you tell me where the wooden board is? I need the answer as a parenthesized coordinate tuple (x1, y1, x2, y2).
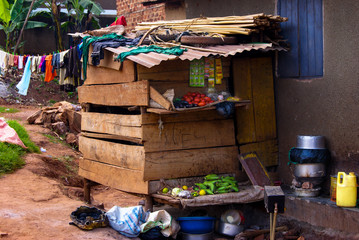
(81, 112, 143, 139)
(141, 110, 227, 124)
(239, 139, 278, 167)
(143, 146, 239, 181)
(232, 57, 276, 143)
(78, 80, 149, 106)
(81, 132, 142, 144)
(250, 57, 276, 141)
(233, 57, 256, 144)
(150, 86, 172, 110)
(84, 64, 135, 85)
(79, 158, 149, 194)
(239, 152, 272, 187)
(79, 136, 145, 170)
(142, 119, 236, 152)
(137, 59, 190, 82)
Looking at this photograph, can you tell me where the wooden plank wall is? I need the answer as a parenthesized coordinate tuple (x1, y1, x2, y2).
(233, 57, 278, 166)
(78, 80, 150, 106)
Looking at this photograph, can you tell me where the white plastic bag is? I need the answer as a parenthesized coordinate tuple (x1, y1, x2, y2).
(105, 205, 149, 237)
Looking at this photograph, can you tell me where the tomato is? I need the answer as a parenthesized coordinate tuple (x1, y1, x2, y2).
(209, 100, 214, 103)
(204, 96, 211, 101)
(191, 92, 196, 97)
(200, 94, 205, 98)
(198, 102, 205, 107)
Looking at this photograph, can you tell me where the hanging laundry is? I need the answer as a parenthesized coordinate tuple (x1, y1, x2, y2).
(0, 50, 6, 71)
(58, 50, 69, 91)
(14, 55, 18, 66)
(8, 54, 14, 66)
(91, 36, 141, 66)
(31, 56, 39, 73)
(18, 55, 24, 70)
(44, 54, 57, 82)
(115, 45, 186, 62)
(39, 55, 46, 73)
(82, 33, 126, 80)
(63, 47, 81, 91)
(16, 57, 32, 96)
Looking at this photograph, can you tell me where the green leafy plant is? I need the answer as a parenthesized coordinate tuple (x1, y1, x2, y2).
(0, 120, 40, 175)
(0, 0, 47, 52)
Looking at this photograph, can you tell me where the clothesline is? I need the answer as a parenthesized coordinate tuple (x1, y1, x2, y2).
(0, 43, 83, 95)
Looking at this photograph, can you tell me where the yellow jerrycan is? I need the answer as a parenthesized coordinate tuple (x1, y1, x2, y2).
(336, 172, 357, 207)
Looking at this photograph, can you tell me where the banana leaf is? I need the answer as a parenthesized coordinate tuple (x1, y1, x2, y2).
(0, 0, 11, 23)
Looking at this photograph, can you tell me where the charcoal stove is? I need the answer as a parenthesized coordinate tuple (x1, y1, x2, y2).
(289, 135, 330, 197)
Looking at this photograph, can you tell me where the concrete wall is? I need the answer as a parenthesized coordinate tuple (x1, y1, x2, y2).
(185, 0, 275, 18)
(182, 0, 359, 189)
(276, 0, 359, 186)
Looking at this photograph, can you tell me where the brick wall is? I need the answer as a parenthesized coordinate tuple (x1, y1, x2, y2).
(116, 0, 166, 31)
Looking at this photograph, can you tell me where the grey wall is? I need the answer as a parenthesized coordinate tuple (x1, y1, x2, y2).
(185, 0, 276, 18)
(183, 0, 359, 189)
(276, 0, 359, 186)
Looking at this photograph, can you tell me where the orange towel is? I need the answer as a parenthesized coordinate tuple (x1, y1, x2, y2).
(44, 54, 57, 82)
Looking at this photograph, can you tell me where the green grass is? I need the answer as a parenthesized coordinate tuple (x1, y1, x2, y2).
(0, 107, 19, 113)
(0, 120, 40, 175)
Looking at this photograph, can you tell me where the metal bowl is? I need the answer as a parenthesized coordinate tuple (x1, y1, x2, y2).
(181, 232, 213, 240)
(293, 163, 326, 178)
(296, 135, 326, 149)
(216, 221, 244, 237)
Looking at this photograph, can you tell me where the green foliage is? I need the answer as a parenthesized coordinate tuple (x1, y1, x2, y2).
(0, 0, 48, 52)
(48, 99, 57, 104)
(0, 107, 19, 113)
(0, 120, 40, 175)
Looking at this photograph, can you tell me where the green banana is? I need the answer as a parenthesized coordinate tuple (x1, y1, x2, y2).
(195, 183, 207, 189)
(205, 174, 219, 180)
(231, 186, 239, 192)
(204, 189, 214, 195)
(204, 182, 215, 192)
(217, 190, 229, 194)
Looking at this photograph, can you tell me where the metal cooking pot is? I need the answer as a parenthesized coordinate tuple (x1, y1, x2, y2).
(297, 135, 325, 149)
(181, 232, 213, 240)
(216, 221, 244, 237)
(293, 163, 326, 178)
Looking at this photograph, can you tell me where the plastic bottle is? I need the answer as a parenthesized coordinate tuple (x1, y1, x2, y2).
(336, 172, 357, 207)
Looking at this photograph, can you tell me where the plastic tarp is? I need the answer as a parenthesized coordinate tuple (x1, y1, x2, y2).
(0, 118, 26, 148)
(140, 210, 180, 238)
(105, 205, 149, 237)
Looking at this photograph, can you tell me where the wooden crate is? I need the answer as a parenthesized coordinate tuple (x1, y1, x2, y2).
(79, 110, 239, 194)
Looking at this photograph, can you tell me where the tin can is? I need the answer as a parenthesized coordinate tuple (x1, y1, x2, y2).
(330, 175, 337, 202)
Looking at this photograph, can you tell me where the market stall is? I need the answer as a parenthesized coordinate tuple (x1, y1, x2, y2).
(77, 14, 286, 208)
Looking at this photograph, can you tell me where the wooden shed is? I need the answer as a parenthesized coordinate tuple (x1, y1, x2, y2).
(77, 43, 278, 202)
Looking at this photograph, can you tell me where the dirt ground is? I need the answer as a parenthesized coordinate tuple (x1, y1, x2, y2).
(0, 105, 144, 240)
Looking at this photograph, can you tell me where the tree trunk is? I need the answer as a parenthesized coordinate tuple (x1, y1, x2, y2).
(51, 0, 64, 51)
(13, 0, 36, 54)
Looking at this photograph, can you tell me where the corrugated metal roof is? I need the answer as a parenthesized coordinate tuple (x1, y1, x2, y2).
(106, 43, 284, 68)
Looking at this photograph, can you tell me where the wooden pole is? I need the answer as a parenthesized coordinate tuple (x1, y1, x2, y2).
(14, 0, 36, 54)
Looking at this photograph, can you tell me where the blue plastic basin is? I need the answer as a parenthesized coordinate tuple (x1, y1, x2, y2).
(176, 216, 216, 234)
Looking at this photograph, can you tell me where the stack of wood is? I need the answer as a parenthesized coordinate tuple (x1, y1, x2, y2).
(135, 13, 287, 36)
(27, 101, 81, 146)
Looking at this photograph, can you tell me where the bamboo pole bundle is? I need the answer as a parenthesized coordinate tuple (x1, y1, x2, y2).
(134, 13, 287, 37)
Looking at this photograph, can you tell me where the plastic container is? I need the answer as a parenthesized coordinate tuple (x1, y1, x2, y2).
(336, 172, 357, 207)
(176, 216, 216, 234)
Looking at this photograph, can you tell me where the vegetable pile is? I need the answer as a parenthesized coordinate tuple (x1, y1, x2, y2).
(160, 174, 239, 198)
(173, 91, 214, 109)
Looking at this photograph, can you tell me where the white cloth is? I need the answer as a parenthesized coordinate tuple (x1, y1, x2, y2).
(18, 55, 24, 70)
(0, 50, 6, 71)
